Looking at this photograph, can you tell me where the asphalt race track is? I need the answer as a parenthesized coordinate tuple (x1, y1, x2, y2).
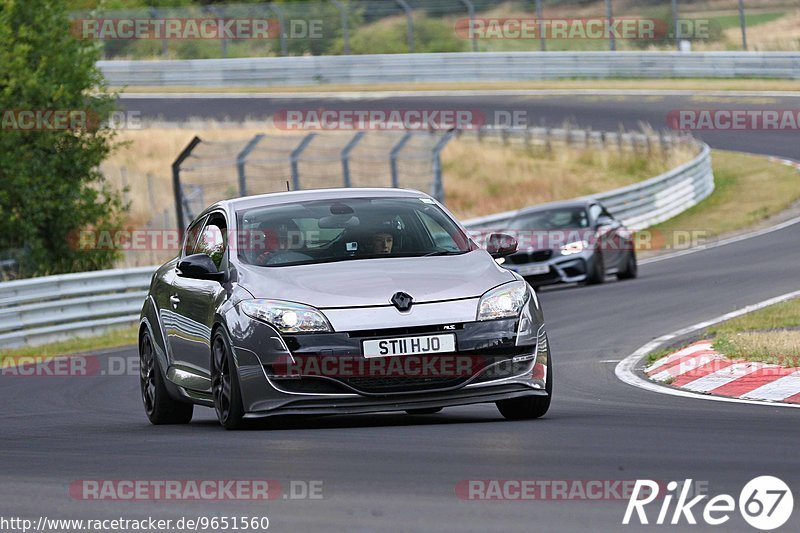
(2, 93, 799, 532)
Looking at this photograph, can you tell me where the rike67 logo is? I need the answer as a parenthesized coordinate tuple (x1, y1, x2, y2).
(624, 476, 793, 530)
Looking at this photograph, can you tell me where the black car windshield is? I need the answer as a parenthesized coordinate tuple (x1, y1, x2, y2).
(235, 197, 472, 267)
(507, 207, 589, 230)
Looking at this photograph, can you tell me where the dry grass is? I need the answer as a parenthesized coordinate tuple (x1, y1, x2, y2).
(708, 297, 800, 367)
(714, 331, 800, 366)
(696, 9, 800, 52)
(441, 136, 695, 219)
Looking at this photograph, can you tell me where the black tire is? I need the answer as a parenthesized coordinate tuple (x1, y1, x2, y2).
(405, 407, 443, 415)
(586, 252, 605, 285)
(616, 250, 638, 280)
(211, 329, 247, 430)
(139, 331, 193, 425)
(496, 355, 553, 420)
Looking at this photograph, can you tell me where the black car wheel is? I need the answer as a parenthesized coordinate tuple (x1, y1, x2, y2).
(616, 250, 638, 280)
(496, 354, 553, 420)
(586, 252, 605, 284)
(139, 330, 193, 425)
(405, 408, 443, 415)
(211, 330, 246, 430)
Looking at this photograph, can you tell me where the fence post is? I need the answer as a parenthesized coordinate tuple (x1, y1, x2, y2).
(431, 131, 456, 203)
(535, 0, 546, 52)
(171, 136, 202, 231)
(459, 0, 477, 52)
(290, 133, 317, 191)
(270, 3, 289, 56)
(236, 134, 265, 197)
(341, 131, 365, 187)
(396, 0, 415, 53)
(150, 7, 168, 56)
(605, 0, 615, 52)
(207, 5, 227, 58)
(390, 132, 413, 188)
(738, 0, 748, 51)
(671, 0, 681, 51)
(331, 0, 351, 55)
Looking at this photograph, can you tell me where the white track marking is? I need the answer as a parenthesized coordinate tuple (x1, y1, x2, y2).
(615, 290, 800, 409)
(743, 372, 800, 402)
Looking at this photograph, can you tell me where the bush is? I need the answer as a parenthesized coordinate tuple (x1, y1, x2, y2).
(0, 0, 127, 278)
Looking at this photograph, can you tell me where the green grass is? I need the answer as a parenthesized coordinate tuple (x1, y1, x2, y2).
(710, 299, 800, 336)
(707, 12, 786, 31)
(646, 151, 800, 251)
(0, 325, 139, 364)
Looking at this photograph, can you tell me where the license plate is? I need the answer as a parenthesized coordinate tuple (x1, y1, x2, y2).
(518, 263, 550, 276)
(362, 333, 456, 358)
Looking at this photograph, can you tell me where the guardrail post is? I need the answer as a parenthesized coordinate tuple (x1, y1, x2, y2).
(396, 0, 415, 53)
(290, 133, 316, 191)
(431, 130, 456, 203)
(390, 132, 413, 188)
(341, 131, 365, 187)
(269, 3, 289, 56)
(172, 136, 202, 231)
(331, 0, 351, 55)
(236, 134, 265, 197)
(458, 0, 478, 52)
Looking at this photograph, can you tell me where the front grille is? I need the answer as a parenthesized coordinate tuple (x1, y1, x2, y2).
(507, 250, 553, 265)
(340, 375, 468, 394)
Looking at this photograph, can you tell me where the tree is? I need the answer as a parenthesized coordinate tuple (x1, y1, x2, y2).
(0, 0, 127, 278)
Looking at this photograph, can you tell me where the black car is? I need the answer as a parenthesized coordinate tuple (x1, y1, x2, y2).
(139, 188, 552, 429)
(496, 199, 638, 286)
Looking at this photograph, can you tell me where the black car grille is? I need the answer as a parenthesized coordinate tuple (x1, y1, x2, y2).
(506, 250, 553, 265)
(265, 350, 532, 395)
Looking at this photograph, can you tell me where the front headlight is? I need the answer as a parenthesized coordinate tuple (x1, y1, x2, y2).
(240, 299, 332, 333)
(560, 240, 588, 256)
(477, 281, 528, 321)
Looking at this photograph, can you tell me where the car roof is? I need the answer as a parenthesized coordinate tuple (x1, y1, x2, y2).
(512, 198, 598, 218)
(208, 188, 431, 214)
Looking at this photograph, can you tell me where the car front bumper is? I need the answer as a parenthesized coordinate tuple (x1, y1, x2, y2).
(227, 313, 550, 417)
(502, 250, 595, 286)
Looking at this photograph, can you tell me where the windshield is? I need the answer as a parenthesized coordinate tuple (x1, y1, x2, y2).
(236, 196, 472, 267)
(507, 207, 589, 230)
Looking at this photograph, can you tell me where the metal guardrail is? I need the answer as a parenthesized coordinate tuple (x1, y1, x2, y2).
(99, 52, 800, 87)
(0, 129, 713, 348)
(462, 129, 713, 231)
(0, 267, 154, 348)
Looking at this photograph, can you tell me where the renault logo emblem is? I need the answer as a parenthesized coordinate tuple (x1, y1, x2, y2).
(391, 291, 413, 311)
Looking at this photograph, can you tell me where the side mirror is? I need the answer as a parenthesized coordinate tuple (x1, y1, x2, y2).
(486, 233, 518, 258)
(177, 253, 225, 282)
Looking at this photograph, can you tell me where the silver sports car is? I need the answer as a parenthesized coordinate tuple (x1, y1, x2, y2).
(139, 188, 552, 429)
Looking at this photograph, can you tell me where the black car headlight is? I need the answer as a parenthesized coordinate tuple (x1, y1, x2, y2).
(240, 299, 333, 333)
(477, 281, 529, 321)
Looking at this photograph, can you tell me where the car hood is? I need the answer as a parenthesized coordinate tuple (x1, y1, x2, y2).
(236, 250, 515, 309)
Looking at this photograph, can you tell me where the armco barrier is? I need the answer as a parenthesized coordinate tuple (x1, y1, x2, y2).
(0, 267, 154, 348)
(98, 52, 800, 87)
(0, 132, 713, 348)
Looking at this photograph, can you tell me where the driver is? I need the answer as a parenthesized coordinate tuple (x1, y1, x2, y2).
(370, 231, 394, 255)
